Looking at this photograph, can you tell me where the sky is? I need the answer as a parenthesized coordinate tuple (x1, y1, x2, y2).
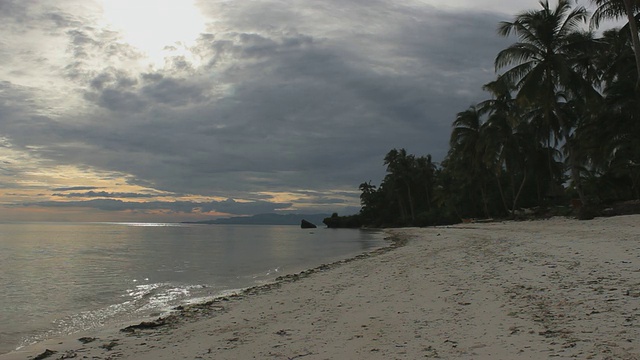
(0, 0, 599, 222)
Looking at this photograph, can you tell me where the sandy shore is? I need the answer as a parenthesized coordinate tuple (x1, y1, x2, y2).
(3, 215, 639, 360)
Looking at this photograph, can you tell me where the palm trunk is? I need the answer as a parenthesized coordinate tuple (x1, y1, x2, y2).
(424, 184, 432, 211)
(563, 128, 588, 207)
(397, 196, 407, 223)
(570, 161, 587, 205)
(555, 102, 588, 210)
(536, 177, 543, 207)
(479, 184, 491, 219)
(405, 183, 415, 224)
(512, 169, 528, 214)
(510, 173, 517, 207)
(623, 0, 640, 90)
(632, 170, 640, 199)
(495, 173, 511, 215)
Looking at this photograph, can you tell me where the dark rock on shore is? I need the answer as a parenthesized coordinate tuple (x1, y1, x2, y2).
(120, 318, 167, 333)
(78, 337, 96, 344)
(33, 349, 57, 360)
(301, 219, 317, 228)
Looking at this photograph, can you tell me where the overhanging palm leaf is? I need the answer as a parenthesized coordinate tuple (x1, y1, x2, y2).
(591, 0, 640, 86)
(591, 0, 639, 28)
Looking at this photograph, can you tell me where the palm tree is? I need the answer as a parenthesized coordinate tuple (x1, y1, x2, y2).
(480, 77, 535, 214)
(383, 148, 417, 224)
(495, 0, 592, 129)
(590, 0, 640, 88)
(596, 28, 636, 86)
(415, 155, 437, 211)
(579, 27, 640, 200)
(495, 0, 596, 206)
(450, 106, 493, 218)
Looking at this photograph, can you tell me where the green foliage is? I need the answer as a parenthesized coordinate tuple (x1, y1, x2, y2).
(323, 213, 363, 228)
(328, 1, 640, 227)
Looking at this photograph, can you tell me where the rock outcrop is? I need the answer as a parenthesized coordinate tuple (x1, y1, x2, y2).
(300, 219, 317, 229)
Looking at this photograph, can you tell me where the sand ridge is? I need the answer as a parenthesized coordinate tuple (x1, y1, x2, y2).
(2, 215, 639, 359)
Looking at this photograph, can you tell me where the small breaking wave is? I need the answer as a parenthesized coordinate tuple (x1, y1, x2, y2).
(17, 281, 212, 350)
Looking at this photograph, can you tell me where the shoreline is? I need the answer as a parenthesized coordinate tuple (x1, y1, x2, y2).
(3, 215, 640, 359)
(0, 232, 405, 359)
(105, 232, 407, 340)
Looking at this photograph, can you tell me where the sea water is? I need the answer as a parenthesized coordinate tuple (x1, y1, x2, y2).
(0, 222, 386, 354)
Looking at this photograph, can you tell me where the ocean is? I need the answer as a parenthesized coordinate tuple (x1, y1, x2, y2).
(0, 222, 386, 355)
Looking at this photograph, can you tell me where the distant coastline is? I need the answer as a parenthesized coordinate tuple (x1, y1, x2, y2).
(183, 213, 331, 226)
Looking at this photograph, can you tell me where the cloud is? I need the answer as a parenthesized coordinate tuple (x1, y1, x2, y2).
(21, 198, 293, 215)
(1, 0, 529, 219)
(140, 76, 209, 106)
(51, 186, 103, 191)
(52, 191, 157, 198)
(0, 1, 33, 25)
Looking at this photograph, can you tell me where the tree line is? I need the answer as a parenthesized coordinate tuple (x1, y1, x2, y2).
(325, 0, 640, 228)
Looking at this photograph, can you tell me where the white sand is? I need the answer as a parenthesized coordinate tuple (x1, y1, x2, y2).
(3, 215, 639, 359)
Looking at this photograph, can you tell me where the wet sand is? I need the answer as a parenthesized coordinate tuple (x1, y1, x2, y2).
(3, 215, 639, 359)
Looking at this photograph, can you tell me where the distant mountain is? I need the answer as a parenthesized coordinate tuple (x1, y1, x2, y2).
(185, 213, 331, 226)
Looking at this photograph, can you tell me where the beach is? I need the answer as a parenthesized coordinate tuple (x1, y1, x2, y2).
(3, 215, 639, 359)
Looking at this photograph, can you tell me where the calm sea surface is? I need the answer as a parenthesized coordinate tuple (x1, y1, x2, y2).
(0, 222, 386, 355)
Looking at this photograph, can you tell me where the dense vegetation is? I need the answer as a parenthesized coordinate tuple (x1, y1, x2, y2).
(325, 0, 640, 228)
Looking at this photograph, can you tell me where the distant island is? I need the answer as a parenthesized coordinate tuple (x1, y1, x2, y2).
(184, 213, 331, 226)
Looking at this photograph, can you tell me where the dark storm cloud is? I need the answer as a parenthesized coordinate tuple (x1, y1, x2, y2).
(86, 88, 148, 112)
(1, 0, 516, 214)
(45, 11, 82, 29)
(82, 68, 208, 111)
(0, 81, 25, 119)
(66, 28, 101, 58)
(0, 0, 32, 24)
(140, 76, 209, 106)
